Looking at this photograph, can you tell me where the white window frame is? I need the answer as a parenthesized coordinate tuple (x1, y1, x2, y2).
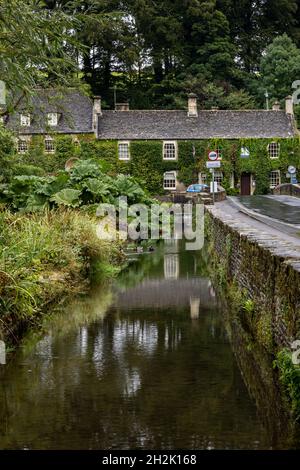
(118, 141, 130, 160)
(20, 113, 31, 127)
(213, 171, 223, 184)
(47, 112, 59, 127)
(17, 139, 28, 154)
(163, 141, 177, 161)
(270, 170, 281, 189)
(268, 142, 280, 159)
(45, 136, 55, 154)
(163, 171, 177, 190)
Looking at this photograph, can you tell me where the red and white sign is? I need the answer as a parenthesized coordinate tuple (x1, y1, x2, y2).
(208, 150, 218, 161)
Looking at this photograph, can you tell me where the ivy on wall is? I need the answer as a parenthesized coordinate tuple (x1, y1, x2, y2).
(6, 132, 300, 195)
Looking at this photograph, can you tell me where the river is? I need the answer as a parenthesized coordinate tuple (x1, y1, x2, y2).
(0, 241, 273, 449)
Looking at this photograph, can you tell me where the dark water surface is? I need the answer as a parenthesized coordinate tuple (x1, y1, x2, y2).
(0, 242, 272, 449)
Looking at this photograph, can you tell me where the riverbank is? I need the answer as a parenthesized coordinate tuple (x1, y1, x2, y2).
(0, 209, 125, 343)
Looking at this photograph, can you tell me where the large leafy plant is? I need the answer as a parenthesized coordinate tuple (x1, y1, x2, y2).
(0, 159, 153, 212)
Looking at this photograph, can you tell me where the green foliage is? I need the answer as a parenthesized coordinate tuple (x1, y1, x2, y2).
(260, 34, 300, 102)
(55, 136, 77, 162)
(2, 1, 300, 112)
(11, 164, 45, 177)
(50, 189, 81, 208)
(17, 136, 62, 173)
(0, 0, 82, 115)
(0, 159, 153, 212)
(222, 91, 256, 110)
(0, 209, 124, 337)
(274, 349, 300, 420)
(0, 125, 16, 182)
(3, 127, 300, 197)
(243, 299, 255, 315)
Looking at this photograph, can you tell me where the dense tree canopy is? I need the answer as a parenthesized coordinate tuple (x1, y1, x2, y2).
(1, 0, 300, 110)
(0, 0, 83, 114)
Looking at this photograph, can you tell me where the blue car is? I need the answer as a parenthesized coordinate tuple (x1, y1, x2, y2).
(186, 184, 209, 193)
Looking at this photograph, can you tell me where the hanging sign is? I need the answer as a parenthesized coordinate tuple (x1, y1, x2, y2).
(240, 147, 250, 158)
(288, 165, 296, 175)
(206, 161, 221, 169)
(208, 151, 218, 161)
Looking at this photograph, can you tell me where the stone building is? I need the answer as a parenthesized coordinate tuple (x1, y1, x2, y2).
(96, 94, 297, 195)
(5, 90, 299, 196)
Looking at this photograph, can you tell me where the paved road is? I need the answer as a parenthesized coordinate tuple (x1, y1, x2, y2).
(234, 195, 300, 225)
(214, 197, 300, 247)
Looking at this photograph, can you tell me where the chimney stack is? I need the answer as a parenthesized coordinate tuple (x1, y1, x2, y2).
(188, 93, 198, 117)
(272, 101, 281, 111)
(285, 95, 294, 115)
(115, 101, 130, 111)
(93, 96, 102, 136)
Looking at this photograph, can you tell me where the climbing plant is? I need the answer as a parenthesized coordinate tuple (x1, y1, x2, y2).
(4, 131, 300, 195)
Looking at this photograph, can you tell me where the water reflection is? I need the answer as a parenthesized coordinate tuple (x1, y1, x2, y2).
(190, 297, 200, 319)
(0, 241, 272, 450)
(164, 254, 179, 279)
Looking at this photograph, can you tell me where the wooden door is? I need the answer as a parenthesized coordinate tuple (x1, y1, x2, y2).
(241, 173, 251, 196)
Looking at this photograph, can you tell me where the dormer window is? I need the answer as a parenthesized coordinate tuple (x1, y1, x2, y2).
(163, 141, 177, 160)
(20, 113, 31, 127)
(45, 136, 55, 153)
(268, 142, 280, 159)
(47, 113, 59, 126)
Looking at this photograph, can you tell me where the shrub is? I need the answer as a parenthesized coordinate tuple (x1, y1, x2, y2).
(274, 349, 300, 421)
(11, 163, 45, 177)
(0, 209, 124, 338)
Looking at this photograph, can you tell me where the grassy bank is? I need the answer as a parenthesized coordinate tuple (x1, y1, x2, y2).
(0, 209, 125, 342)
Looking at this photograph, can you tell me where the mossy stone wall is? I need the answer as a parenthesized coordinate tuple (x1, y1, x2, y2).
(206, 210, 300, 353)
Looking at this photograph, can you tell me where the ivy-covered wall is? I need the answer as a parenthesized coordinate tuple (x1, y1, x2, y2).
(11, 134, 300, 195)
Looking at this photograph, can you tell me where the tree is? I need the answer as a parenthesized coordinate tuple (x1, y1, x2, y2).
(217, 0, 298, 73)
(259, 34, 300, 102)
(0, 0, 81, 114)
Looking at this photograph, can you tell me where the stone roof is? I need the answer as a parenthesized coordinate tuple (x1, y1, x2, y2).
(7, 89, 94, 134)
(97, 109, 297, 140)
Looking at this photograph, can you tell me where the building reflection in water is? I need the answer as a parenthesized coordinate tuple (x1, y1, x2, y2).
(190, 297, 200, 319)
(164, 254, 179, 279)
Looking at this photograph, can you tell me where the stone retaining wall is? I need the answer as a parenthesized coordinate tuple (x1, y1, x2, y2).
(206, 206, 300, 351)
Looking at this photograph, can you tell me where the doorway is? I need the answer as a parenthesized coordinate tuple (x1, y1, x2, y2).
(240, 173, 251, 196)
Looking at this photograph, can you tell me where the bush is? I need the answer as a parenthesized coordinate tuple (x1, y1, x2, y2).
(0, 159, 154, 212)
(11, 163, 45, 177)
(274, 349, 300, 421)
(0, 209, 124, 339)
(0, 125, 16, 182)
